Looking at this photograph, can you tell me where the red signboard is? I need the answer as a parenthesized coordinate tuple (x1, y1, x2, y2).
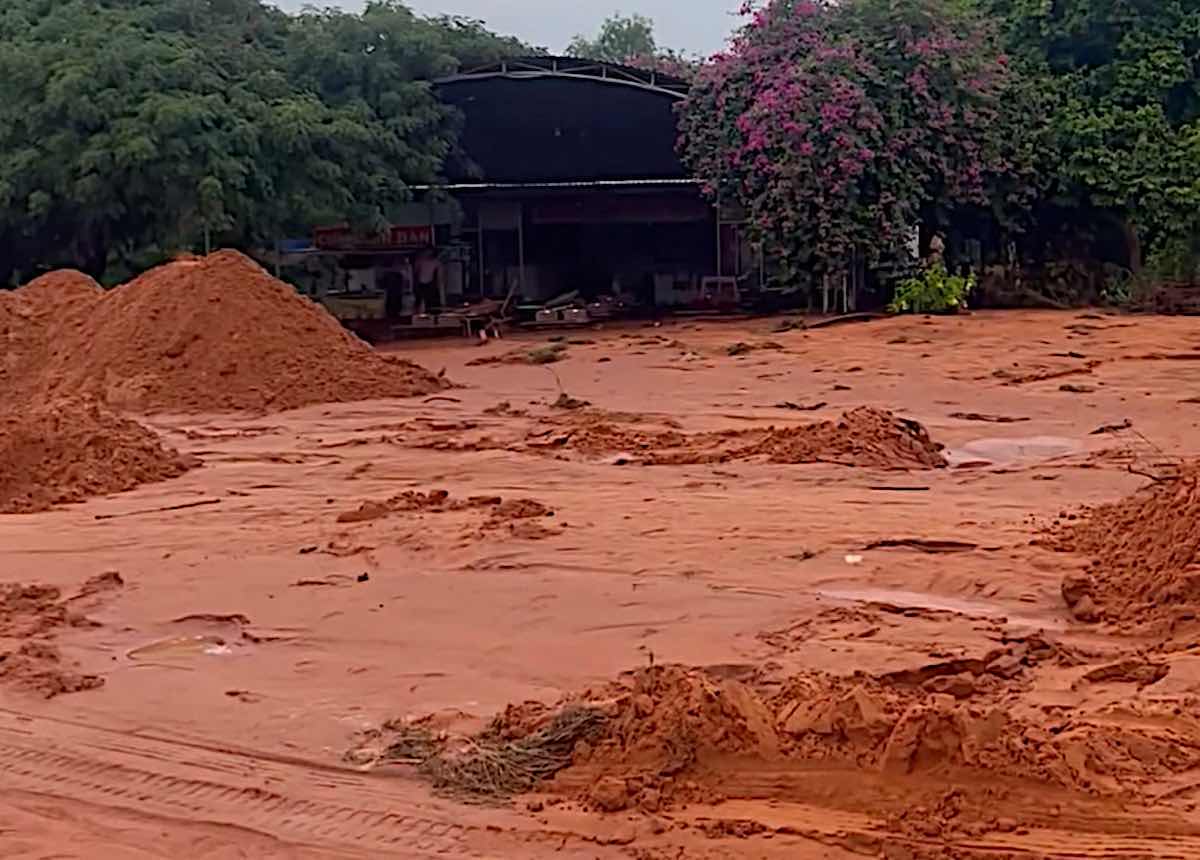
(313, 224, 434, 251)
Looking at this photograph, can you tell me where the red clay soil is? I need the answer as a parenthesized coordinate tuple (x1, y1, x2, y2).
(0, 397, 196, 514)
(336, 489, 555, 530)
(1, 252, 446, 511)
(526, 406, 946, 470)
(0, 270, 103, 398)
(359, 660, 1200, 835)
(28, 251, 446, 413)
(0, 575, 120, 698)
(1046, 467, 1200, 625)
(726, 405, 947, 468)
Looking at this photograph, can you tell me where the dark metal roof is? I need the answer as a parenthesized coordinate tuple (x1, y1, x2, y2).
(436, 55, 690, 99)
(435, 57, 692, 185)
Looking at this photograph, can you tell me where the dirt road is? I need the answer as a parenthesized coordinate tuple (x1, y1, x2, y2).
(4, 310, 1200, 858)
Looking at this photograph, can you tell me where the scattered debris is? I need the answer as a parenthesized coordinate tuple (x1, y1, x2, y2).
(1090, 419, 1133, 435)
(551, 393, 591, 411)
(468, 343, 568, 366)
(949, 412, 1030, 424)
(93, 498, 221, 521)
(516, 406, 947, 470)
(0, 578, 119, 698)
(483, 401, 527, 417)
(725, 341, 783, 357)
(862, 538, 978, 554)
(775, 401, 827, 411)
(1080, 659, 1169, 687)
(352, 706, 606, 799)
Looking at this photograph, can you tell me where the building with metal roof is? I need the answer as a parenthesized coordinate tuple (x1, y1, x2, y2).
(427, 56, 750, 311)
(282, 57, 755, 329)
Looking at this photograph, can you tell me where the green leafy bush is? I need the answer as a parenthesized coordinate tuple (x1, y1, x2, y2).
(889, 262, 975, 313)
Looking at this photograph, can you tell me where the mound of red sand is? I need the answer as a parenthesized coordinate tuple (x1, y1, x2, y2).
(0, 398, 196, 514)
(1, 270, 104, 399)
(1046, 468, 1200, 624)
(25, 251, 446, 413)
(730, 406, 947, 469)
(16, 269, 104, 305)
(523, 406, 946, 470)
(357, 662, 1199, 820)
(1, 252, 445, 511)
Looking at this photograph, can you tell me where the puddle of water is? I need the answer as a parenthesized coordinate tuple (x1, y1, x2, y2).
(946, 435, 1083, 467)
(127, 634, 231, 660)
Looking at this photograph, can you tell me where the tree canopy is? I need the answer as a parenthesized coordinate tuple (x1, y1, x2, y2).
(0, 0, 525, 284)
(678, 0, 1200, 287)
(982, 0, 1200, 270)
(567, 13, 658, 63)
(4, 0, 1200, 295)
(567, 12, 696, 79)
(678, 0, 1040, 276)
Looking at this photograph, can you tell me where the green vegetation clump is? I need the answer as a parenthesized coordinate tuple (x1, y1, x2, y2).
(890, 263, 976, 314)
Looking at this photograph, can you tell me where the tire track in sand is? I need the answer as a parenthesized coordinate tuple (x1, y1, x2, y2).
(0, 710, 477, 857)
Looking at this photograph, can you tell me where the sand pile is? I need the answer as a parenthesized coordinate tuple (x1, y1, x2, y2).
(731, 406, 947, 468)
(1046, 468, 1200, 624)
(0, 398, 196, 514)
(0, 270, 103, 400)
(2, 252, 447, 511)
(523, 407, 946, 470)
(355, 662, 1200, 815)
(27, 251, 446, 413)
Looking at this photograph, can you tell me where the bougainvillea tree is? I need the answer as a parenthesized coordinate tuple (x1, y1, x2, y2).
(678, 0, 1039, 276)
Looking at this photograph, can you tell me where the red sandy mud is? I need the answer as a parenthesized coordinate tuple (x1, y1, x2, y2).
(357, 659, 1200, 845)
(30, 251, 446, 413)
(0, 397, 195, 514)
(0, 270, 103, 397)
(335, 490, 561, 547)
(0, 574, 120, 698)
(1, 251, 446, 512)
(336, 489, 554, 526)
(522, 406, 946, 469)
(1045, 466, 1200, 626)
(9, 311, 1200, 857)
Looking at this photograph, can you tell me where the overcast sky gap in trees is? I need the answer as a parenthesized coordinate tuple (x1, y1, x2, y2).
(274, 1, 742, 56)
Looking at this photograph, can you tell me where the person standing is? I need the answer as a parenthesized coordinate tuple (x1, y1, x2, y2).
(414, 248, 442, 315)
(383, 256, 412, 318)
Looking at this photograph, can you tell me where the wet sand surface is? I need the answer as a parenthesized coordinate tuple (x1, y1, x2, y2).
(4, 310, 1200, 857)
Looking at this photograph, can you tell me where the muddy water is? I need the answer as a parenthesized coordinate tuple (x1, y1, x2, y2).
(2, 310, 1199, 858)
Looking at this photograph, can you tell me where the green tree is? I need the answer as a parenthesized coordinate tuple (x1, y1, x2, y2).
(567, 12, 697, 79)
(0, 0, 526, 285)
(567, 13, 658, 63)
(981, 0, 1200, 271)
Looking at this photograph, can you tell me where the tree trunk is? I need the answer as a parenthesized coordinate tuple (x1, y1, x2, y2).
(73, 223, 109, 281)
(1120, 218, 1142, 274)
